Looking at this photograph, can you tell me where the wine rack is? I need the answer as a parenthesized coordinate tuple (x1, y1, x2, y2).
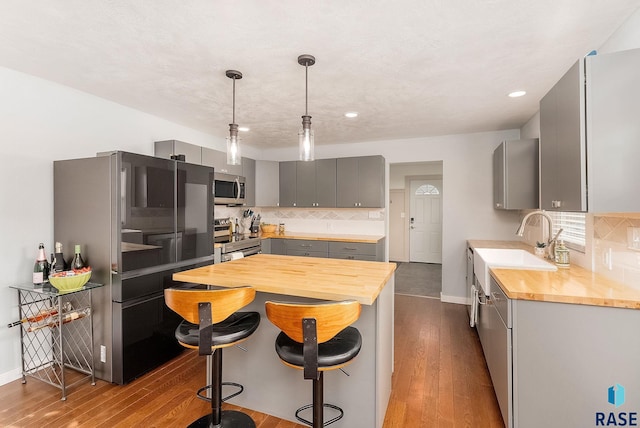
(9, 282, 102, 400)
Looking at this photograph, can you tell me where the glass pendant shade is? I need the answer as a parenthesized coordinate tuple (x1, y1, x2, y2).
(226, 123, 241, 165)
(299, 115, 314, 161)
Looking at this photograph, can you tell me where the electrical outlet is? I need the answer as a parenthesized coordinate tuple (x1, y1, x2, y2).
(100, 345, 107, 363)
(368, 211, 381, 219)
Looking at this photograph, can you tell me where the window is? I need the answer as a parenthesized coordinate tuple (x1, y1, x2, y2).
(415, 184, 440, 195)
(549, 212, 586, 252)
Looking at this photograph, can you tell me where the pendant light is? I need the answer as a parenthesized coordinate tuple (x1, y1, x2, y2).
(226, 69, 242, 166)
(298, 54, 315, 161)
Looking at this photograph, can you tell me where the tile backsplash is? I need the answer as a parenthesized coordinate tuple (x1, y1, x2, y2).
(214, 206, 385, 235)
(593, 215, 640, 290)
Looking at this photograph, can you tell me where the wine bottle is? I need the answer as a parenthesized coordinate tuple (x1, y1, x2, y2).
(7, 307, 59, 328)
(33, 243, 50, 285)
(53, 241, 67, 273)
(71, 245, 86, 270)
(27, 307, 90, 333)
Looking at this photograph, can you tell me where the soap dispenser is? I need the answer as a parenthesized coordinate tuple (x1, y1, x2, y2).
(554, 240, 570, 268)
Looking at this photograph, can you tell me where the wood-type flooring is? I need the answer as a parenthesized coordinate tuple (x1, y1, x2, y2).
(0, 295, 503, 427)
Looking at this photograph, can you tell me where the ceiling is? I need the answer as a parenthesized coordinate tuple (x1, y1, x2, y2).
(1, 1, 639, 150)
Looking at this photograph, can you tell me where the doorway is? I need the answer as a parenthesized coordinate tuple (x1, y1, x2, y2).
(409, 178, 442, 263)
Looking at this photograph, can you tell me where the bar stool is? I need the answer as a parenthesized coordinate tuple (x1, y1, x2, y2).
(165, 286, 260, 428)
(265, 300, 362, 427)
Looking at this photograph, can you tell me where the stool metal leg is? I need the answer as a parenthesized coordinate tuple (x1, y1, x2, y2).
(189, 348, 256, 428)
(313, 373, 323, 428)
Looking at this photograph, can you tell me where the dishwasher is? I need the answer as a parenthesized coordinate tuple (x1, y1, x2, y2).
(480, 275, 513, 428)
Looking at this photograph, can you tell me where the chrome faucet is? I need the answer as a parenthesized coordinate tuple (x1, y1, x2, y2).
(516, 210, 559, 261)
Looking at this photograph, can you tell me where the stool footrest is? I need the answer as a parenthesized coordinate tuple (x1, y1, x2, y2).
(196, 382, 244, 403)
(295, 403, 344, 427)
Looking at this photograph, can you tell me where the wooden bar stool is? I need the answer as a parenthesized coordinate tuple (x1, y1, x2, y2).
(265, 300, 362, 427)
(165, 286, 260, 428)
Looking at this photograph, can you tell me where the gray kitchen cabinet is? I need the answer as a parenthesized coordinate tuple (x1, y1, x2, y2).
(279, 161, 297, 207)
(328, 240, 384, 261)
(479, 274, 640, 428)
(154, 140, 202, 164)
(540, 48, 640, 212)
(296, 159, 336, 208)
(493, 139, 539, 210)
(267, 238, 285, 255)
(284, 239, 328, 258)
(202, 147, 243, 176)
(242, 157, 256, 207)
(255, 160, 280, 207)
(336, 156, 385, 208)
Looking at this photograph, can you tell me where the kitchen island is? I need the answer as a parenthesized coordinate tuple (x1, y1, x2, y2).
(173, 254, 396, 428)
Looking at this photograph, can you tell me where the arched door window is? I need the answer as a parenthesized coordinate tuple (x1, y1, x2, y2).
(415, 184, 440, 195)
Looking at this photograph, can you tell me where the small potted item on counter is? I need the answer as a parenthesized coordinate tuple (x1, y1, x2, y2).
(535, 241, 546, 257)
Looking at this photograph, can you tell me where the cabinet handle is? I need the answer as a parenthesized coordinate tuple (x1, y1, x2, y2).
(496, 203, 502, 208)
(551, 200, 562, 208)
(491, 291, 503, 303)
(293, 203, 296, 207)
(343, 247, 357, 251)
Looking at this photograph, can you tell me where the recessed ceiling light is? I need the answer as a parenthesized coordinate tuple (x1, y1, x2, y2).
(238, 126, 250, 132)
(345, 112, 358, 118)
(508, 90, 526, 98)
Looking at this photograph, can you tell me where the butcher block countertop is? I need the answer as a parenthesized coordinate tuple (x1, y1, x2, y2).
(172, 253, 396, 305)
(261, 231, 384, 243)
(468, 240, 640, 309)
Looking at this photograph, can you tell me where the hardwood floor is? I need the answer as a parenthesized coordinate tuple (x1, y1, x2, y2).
(0, 295, 503, 427)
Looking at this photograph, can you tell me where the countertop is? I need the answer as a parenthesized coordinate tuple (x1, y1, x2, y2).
(172, 253, 396, 305)
(260, 231, 385, 244)
(468, 240, 640, 309)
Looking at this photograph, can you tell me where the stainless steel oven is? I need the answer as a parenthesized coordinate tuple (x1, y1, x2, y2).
(214, 172, 245, 205)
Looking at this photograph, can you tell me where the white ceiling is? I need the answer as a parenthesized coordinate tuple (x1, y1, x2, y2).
(1, 1, 639, 149)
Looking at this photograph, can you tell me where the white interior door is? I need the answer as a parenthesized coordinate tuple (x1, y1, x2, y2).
(409, 179, 442, 263)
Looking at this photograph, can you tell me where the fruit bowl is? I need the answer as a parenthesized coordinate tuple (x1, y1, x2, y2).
(260, 224, 277, 234)
(49, 270, 92, 292)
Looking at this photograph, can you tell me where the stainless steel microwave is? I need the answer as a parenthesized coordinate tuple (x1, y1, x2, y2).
(214, 172, 245, 205)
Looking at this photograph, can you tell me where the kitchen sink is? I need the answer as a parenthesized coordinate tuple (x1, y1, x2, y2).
(473, 248, 557, 295)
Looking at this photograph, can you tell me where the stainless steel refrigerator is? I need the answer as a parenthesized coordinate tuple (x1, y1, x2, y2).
(54, 151, 214, 384)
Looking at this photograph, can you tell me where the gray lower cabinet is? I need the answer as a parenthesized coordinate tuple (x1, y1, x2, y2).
(336, 156, 385, 208)
(328, 240, 384, 261)
(265, 238, 383, 261)
(481, 275, 640, 428)
(284, 239, 328, 258)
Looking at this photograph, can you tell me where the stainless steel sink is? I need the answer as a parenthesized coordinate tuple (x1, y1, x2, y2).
(473, 248, 557, 295)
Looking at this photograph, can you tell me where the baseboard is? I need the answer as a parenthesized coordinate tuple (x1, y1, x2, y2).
(0, 367, 22, 386)
(440, 294, 470, 305)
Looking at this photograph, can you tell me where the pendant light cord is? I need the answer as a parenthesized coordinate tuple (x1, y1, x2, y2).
(232, 76, 236, 124)
(305, 63, 308, 116)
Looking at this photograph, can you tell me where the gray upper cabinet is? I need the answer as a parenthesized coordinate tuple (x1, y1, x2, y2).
(336, 156, 385, 208)
(242, 157, 256, 207)
(202, 147, 243, 176)
(296, 159, 336, 208)
(255, 160, 280, 207)
(540, 60, 586, 212)
(280, 159, 337, 208)
(279, 161, 297, 207)
(154, 140, 202, 164)
(540, 48, 640, 212)
(493, 139, 539, 210)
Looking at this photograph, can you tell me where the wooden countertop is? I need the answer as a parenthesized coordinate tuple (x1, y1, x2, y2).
(172, 254, 396, 305)
(260, 231, 384, 244)
(468, 240, 640, 309)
